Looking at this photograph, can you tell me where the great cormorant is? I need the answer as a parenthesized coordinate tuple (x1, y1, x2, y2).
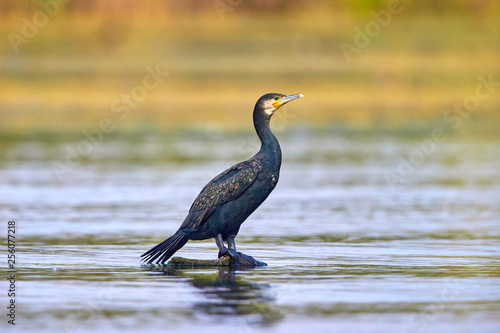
(141, 93, 304, 266)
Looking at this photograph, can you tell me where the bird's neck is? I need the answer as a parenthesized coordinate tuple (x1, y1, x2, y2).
(253, 110, 282, 167)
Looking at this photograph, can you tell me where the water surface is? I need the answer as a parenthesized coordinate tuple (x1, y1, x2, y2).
(1, 132, 499, 332)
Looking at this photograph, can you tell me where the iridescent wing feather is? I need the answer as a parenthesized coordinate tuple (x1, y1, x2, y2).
(179, 159, 262, 230)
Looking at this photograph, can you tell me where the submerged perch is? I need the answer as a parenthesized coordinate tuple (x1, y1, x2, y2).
(168, 255, 232, 267)
(142, 253, 266, 268)
(169, 252, 266, 267)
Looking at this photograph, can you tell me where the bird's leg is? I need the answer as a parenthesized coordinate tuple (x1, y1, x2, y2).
(226, 235, 240, 260)
(227, 236, 267, 267)
(216, 234, 240, 264)
(215, 234, 229, 258)
(227, 237, 236, 251)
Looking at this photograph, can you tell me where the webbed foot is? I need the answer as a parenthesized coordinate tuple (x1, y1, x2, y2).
(219, 248, 241, 264)
(218, 248, 266, 267)
(218, 247, 236, 259)
(236, 252, 267, 267)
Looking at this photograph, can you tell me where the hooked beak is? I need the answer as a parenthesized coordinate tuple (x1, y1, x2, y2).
(272, 93, 304, 109)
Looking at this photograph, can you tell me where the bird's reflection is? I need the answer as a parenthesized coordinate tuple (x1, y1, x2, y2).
(148, 266, 283, 325)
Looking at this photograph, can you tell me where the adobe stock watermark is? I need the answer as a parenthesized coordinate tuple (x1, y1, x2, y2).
(213, 0, 243, 21)
(7, 0, 70, 53)
(339, 0, 412, 64)
(406, 278, 464, 333)
(6, 220, 17, 326)
(51, 65, 169, 182)
(385, 74, 499, 192)
(64, 271, 130, 333)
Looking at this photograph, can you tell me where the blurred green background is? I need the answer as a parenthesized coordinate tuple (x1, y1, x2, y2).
(1, 0, 499, 139)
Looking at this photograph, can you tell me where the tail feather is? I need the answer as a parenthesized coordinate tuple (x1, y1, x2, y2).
(141, 233, 188, 264)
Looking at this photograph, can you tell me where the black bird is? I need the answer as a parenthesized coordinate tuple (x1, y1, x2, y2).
(141, 93, 304, 266)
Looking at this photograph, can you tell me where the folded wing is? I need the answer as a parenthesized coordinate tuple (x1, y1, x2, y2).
(180, 159, 262, 230)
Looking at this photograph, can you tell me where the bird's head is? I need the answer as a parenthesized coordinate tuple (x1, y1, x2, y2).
(257, 93, 304, 116)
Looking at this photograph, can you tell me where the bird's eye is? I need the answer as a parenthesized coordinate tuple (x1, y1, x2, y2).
(274, 96, 279, 101)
